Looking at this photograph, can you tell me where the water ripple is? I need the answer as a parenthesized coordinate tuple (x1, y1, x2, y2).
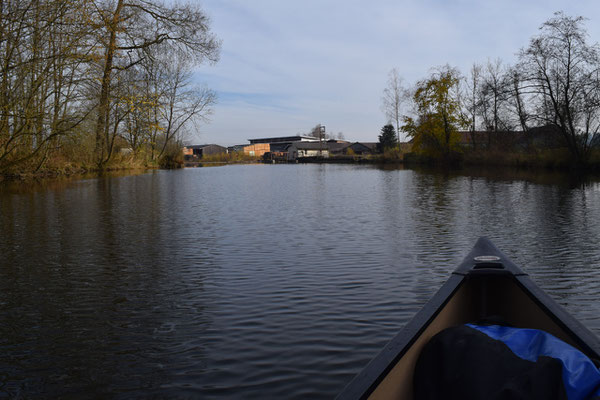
(1, 165, 599, 398)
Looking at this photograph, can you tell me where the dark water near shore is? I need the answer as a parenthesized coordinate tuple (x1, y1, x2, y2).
(1, 164, 600, 398)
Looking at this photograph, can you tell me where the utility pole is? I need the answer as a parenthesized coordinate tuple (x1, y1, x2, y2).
(319, 125, 326, 157)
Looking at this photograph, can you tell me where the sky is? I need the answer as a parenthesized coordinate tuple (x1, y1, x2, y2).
(191, 0, 600, 146)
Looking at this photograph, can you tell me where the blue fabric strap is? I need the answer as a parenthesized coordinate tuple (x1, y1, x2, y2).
(467, 324, 600, 400)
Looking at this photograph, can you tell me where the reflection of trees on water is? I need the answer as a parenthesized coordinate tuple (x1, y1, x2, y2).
(518, 183, 600, 333)
(0, 172, 216, 397)
(377, 169, 405, 260)
(409, 170, 464, 258)
(402, 170, 467, 307)
(393, 166, 600, 329)
(526, 184, 599, 279)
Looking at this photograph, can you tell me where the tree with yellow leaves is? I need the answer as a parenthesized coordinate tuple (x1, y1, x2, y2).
(402, 66, 467, 161)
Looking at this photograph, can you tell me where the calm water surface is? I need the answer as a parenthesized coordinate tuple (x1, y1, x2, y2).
(1, 164, 600, 398)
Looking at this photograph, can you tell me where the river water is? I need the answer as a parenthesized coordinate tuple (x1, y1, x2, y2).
(1, 164, 599, 398)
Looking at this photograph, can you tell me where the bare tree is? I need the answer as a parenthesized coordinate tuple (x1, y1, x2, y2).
(505, 67, 530, 133)
(116, 43, 216, 162)
(519, 12, 600, 163)
(0, 0, 220, 174)
(90, 0, 220, 168)
(461, 63, 482, 149)
(119, 66, 150, 154)
(156, 49, 216, 160)
(479, 58, 511, 133)
(0, 0, 93, 173)
(382, 68, 407, 143)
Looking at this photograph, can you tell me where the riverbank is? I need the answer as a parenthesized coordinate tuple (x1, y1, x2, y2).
(0, 159, 157, 183)
(249, 147, 600, 173)
(380, 148, 600, 172)
(461, 149, 600, 171)
(184, 160, 261, 168)
(0, 140, 187, 183)
(4, 147, 600, 184)
(0, 167, 155, 187)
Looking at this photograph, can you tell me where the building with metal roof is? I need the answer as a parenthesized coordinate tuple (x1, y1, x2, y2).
(248, 135, 318, 145)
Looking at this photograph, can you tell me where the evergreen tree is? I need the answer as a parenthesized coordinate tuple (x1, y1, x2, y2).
(378, 124, 398, 151)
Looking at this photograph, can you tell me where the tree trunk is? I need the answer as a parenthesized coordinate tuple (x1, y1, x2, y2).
(94, 0, 124, 169)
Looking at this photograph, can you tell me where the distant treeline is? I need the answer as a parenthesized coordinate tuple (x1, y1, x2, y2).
(382, 12, 600, 168)
(0, 0, 220, 176)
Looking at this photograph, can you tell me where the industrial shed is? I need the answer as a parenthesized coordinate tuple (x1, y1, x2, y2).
(287, 142, 329, 161)
(345, 142, 378, 155)
(183, 144, 227, 159)
(243, 143, 270, 157)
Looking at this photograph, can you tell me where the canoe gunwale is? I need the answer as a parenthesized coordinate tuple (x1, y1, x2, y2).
(336, 273, 466, 399)
(513, 273, 600, 359)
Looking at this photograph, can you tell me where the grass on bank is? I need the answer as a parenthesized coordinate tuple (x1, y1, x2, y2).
(396, 147, 600, 171)
(368, 146, 410, 163)
(462, 149, 574, 169)
(0, 135, 187, 181)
